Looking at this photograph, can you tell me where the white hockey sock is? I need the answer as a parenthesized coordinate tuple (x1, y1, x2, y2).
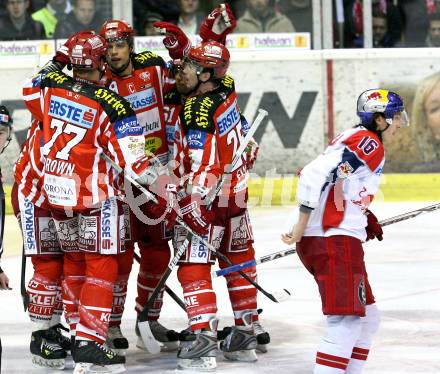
(345, 304, 380, 373)
(314, 315, 362, 373)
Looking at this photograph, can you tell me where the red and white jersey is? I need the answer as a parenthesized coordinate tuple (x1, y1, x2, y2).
(23, 67, 149, 211)
(14, 119, 47, 207)
(173, 75, 250, 197)
(105, 51, 174, 166)
(297, 127, 385, 241)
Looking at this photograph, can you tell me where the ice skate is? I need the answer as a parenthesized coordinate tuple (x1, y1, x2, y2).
(253, 320, 270, 353)
(177, 330, 218, 371)
(136, 319, 179, 352)
(105, 326, 129, 356)
(47, 323, 72, 354)
(30, 329, 67, 369)
(73, 339, 126, 374)
(220, 312, 257, 362)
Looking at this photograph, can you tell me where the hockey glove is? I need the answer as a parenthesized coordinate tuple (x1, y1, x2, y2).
(143, 183, 177, 222)
(153, 22, 191, 59)
(365, 209, 383, 241)
(199, 3, 236, 44)
(169, 193, 214, 236)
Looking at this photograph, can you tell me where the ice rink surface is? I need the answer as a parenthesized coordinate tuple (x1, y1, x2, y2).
(0, 202, 439, 373)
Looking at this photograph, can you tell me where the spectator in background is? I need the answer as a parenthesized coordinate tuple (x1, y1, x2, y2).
(132, 0, 180, 34)
(411, 71, 440, 171)
(32, 0, 72, 38)
(278, 0, 312, 36)
(235, 0, 295, 33)
(425, 12, 440, 46)
(372, 4, 403, 47)
(142, 11, 164, 36)
(400, 0, 429, 47)
(0, 0, 44, 40)
(177, 0, 204, 35)
(53, 0, 102, 38)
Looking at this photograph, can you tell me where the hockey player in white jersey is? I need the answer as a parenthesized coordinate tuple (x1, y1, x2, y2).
(282, 89, 409, 373)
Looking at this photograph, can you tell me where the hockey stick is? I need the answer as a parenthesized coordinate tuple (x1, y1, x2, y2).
(133, 252, 186, 312)
(20, 244, 29, 311)
(378, 202, 440, 227)
(212, 247, 297, 278)
(213, 202, 440, 278)
(104, 109, 289, 351)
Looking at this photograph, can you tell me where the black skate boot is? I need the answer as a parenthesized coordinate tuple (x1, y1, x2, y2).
(47, 323, 72, 354)
(106, 326, 129, 356)
(73, 339, 126, 374)
(30, 329, 67, 369)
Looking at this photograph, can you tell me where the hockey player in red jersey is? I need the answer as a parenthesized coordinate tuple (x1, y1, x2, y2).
(12, 118, 71, 369)
(99, 19, 184, 352)
(23, 30, 152, 374)
(163, 40, 265, 370)
(282, 89, 409, 373)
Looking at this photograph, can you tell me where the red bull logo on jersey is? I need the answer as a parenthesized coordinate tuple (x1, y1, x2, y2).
(49, 95, 97, 129)
(218, 99, 240, 136)
(125, 88, 157, 111)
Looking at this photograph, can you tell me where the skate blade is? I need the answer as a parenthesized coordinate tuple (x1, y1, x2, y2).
(256, 344, 268, 353)
(223, 349, 258, 362)
(73, 362, 126, 374)
(31, 354, 65, 369)
(177, 357, 217, 371)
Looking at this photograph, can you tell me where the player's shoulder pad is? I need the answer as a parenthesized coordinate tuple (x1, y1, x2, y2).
(343, 128, 384, 172)
(133, 51, 166, 69)
(179, 94, 217, 134)
(92, 86, 136, 123)
(36, 70, 73, 89)
(219, 74, 235, 92)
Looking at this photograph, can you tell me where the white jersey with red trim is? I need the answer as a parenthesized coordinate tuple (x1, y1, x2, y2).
(297, 126, 385, 241)
(14, 119, 46, 207)
(23, 66, 149, 211)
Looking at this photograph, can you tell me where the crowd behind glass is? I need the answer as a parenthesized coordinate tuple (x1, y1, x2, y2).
(0, 0, 439, 48)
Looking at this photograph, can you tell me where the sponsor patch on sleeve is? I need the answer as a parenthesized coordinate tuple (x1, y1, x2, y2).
(187, 129, 207, 149)
(114, 116, 143, 139)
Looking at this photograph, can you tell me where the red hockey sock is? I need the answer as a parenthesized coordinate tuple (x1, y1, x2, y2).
(220, 248, 258, 325)
(76, 254, 117, 343)
(135, 241, 170, 320)
(178, 264, 217, 331)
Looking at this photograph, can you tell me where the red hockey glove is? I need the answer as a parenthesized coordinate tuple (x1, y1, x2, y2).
(153, 22, 191, 59)
(199, 3, 236, 44)
(245, 138, 259, 170)
(365, 209, 383, 241)
(53, 42, 70, 67)
(170, 193, 214, 236)
(143, 183, 177, 222)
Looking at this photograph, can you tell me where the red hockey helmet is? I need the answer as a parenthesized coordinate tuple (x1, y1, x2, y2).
(67, 31, 107, 70)
(100, 19, 134, 45)
(187, 41, 230, 79)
